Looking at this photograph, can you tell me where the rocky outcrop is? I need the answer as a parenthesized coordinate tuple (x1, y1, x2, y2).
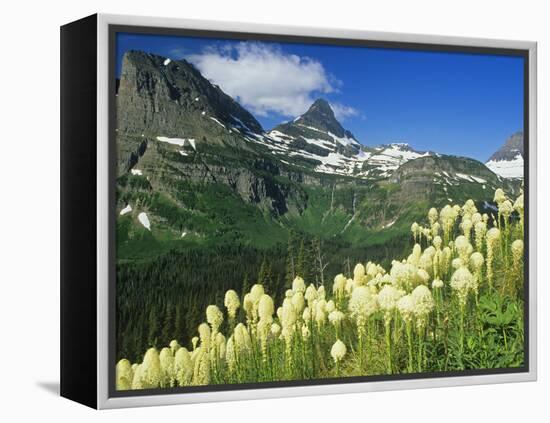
(485, 131, 524, 179)
(270, 99, 361, 158)
(487, 131, 524, 162)
(116, 50, 263, 139)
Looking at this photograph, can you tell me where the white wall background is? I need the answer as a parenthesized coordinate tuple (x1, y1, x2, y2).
(1, 0, 547, 420)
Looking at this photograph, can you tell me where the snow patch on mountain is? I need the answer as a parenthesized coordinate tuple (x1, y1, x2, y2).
(209, 116, 226, 129)
(120, 204, 132, 216)
(365, 144, 430, 176)
(138, 212, 151, 230)
(156, 136, 187, 147)
(486, 154, 523, 179)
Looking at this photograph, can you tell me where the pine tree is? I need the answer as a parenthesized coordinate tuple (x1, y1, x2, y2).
(296, 237, 306, 280)
(147, 306, 159, 348)
(258, 256, 273, 288)
(241, 273, 251, 297)
(173, 304, 183, 342)
(306, 238, 318, 284)
(285, 231, 296, 287)
(160, 303, 174, 345)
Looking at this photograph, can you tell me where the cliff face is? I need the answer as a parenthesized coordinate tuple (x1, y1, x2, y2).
(117, 50, 263, 137)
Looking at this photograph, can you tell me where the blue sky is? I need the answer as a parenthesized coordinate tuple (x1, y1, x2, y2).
(116, 33, 524, 162)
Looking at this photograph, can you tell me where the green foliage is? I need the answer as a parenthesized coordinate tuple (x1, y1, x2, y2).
(116, 189, 525, 390)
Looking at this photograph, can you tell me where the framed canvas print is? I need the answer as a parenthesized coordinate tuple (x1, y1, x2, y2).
(60, 14, 537, 409)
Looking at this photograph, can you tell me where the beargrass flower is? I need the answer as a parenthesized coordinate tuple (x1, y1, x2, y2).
(270, 322, 281, 336)
(411, 285, 434, 330)
(169, 340, 180, 353)
(417, 269, 430, 285)
(292, 276, 306, 293)
(450, 266, 474, 306)
(318, 285, 326, 300)
(499, 200, 513, 222)
(159, 347, 175, 387)
(315, 300, 327, 326)
(305, 284, 318, 303)
(469, 252, 484, 273)
(174, 347, 192, 386)
(328, 310, 345, 326)
(494, 188, 506, 205)
(333, 274, 347, 298)
(141, 347, 162, 388)
(224, 290, 240, 320)
(198, 323, 211, 351)
(428, 207, 439, 225)
(378, 285, 403, 320)
(432, 279, 444, 289)
(452, 258, 463, 270)
(131, 364, 144, 389)
(234, 323, 251, 351)
(462, 199, 477, 218)
(243, 294, 254, 319)
(258, 294, 275, 322)
(281, 298, 297, 332)
(206, 305, 223, 333)
(455, 235, 473, 263)
(512, 239, 524, 258)
(192, 348, 210, 386)
(474, 221, 487, 252)
(486, 227, 501, 288)
(225, 337, 236, 372)
(349, 286, 378, 327)
(302, 306, 312, 322)
(331, 339, 347, 363)
(397, 294, 414, 323)
(116, 359, 134, 390)
(291, 291, 305, 313)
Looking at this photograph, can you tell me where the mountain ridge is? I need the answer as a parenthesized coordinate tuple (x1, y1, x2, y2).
(114, 49, 521, 251)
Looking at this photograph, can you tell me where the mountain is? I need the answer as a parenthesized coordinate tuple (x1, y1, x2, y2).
(114, 49, 521, 258)
(118, 50, 263, 137)
(360, 143, 431, 178)
(485, 131, 524, 179)
(390, 154, 516, 206)
(116, 50, 266, 174)
(249, 100, 429, 179)
(270, 99, 361, 154)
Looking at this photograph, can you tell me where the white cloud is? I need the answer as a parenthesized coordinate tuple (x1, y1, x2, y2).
(188, 43, 344, 118)
(330, 102, 360, 122)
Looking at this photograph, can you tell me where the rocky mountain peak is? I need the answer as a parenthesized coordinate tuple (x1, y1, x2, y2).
(485, 131, 524, 179)
(293, 98, 354, 141)
(269, 98, 361, 159)
(487, 131, 524, 162)
(117, 50, 264, 139)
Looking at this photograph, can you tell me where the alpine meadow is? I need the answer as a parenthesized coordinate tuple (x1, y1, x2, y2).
(113, 36, 526, 391)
